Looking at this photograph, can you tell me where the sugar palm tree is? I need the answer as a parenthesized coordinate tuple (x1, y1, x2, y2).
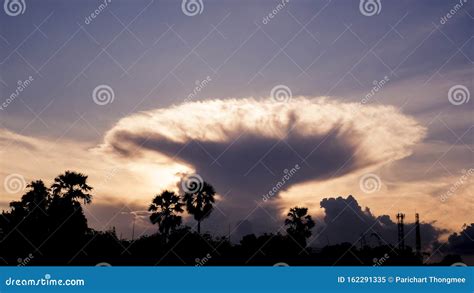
(149, 191, 184, 239)
(285, 207, 315, 248)
(47, 171, 92, 244)
(16, 180, 51, 243)
(21, 180, 50, 213)
(51, 171, 92, 204)
(183, 181, 215, 234)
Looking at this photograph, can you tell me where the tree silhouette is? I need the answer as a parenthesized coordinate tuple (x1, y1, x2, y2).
(19, 180, 51, 244)
(51, 171, 92, 204)
(7, 201, 27, 219)
(0, 171, 461, 266)
(48, 171, 93, 253)
(183, 181, 215, 234)
(285, 207, 315, 248)
(149, 190, 184, 240)
(21, 180, 50, 215)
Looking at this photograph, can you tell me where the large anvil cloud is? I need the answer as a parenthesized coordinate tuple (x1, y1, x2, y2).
(99, 98, 425, 232)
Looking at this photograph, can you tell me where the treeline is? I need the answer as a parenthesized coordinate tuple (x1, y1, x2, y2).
(0, 171, 462, 266)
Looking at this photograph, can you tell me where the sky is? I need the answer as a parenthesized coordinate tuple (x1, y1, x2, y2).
(0, 0, 473, 256)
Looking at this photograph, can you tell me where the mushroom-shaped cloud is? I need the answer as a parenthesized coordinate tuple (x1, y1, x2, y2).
(98, 97, 425, 230)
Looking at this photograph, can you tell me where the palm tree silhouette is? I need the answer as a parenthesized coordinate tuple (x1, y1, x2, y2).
(148, 190, 184, 240)
(183, 181, 215, 234)
(17, 180, 51, 244)
(51, 171, 92, 204)
(285, 207, 315, 248)
(45, 171, 93, 254)
(21, 180, 50, 214)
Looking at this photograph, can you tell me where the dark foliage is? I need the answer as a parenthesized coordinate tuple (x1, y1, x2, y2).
(0, 171, 466, 266)
(183, 181, 215, 234)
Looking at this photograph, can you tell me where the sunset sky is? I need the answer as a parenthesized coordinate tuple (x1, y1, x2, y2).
(0, 0, 472, 253)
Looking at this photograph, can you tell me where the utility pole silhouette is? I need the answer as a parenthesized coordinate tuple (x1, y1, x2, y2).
(415, 213, 421, 258)
(132, 217, 136, 241)
(396, 213, 405, 251)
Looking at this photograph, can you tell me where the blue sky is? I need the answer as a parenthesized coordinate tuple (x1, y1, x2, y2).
(1, 0, 471, 140)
